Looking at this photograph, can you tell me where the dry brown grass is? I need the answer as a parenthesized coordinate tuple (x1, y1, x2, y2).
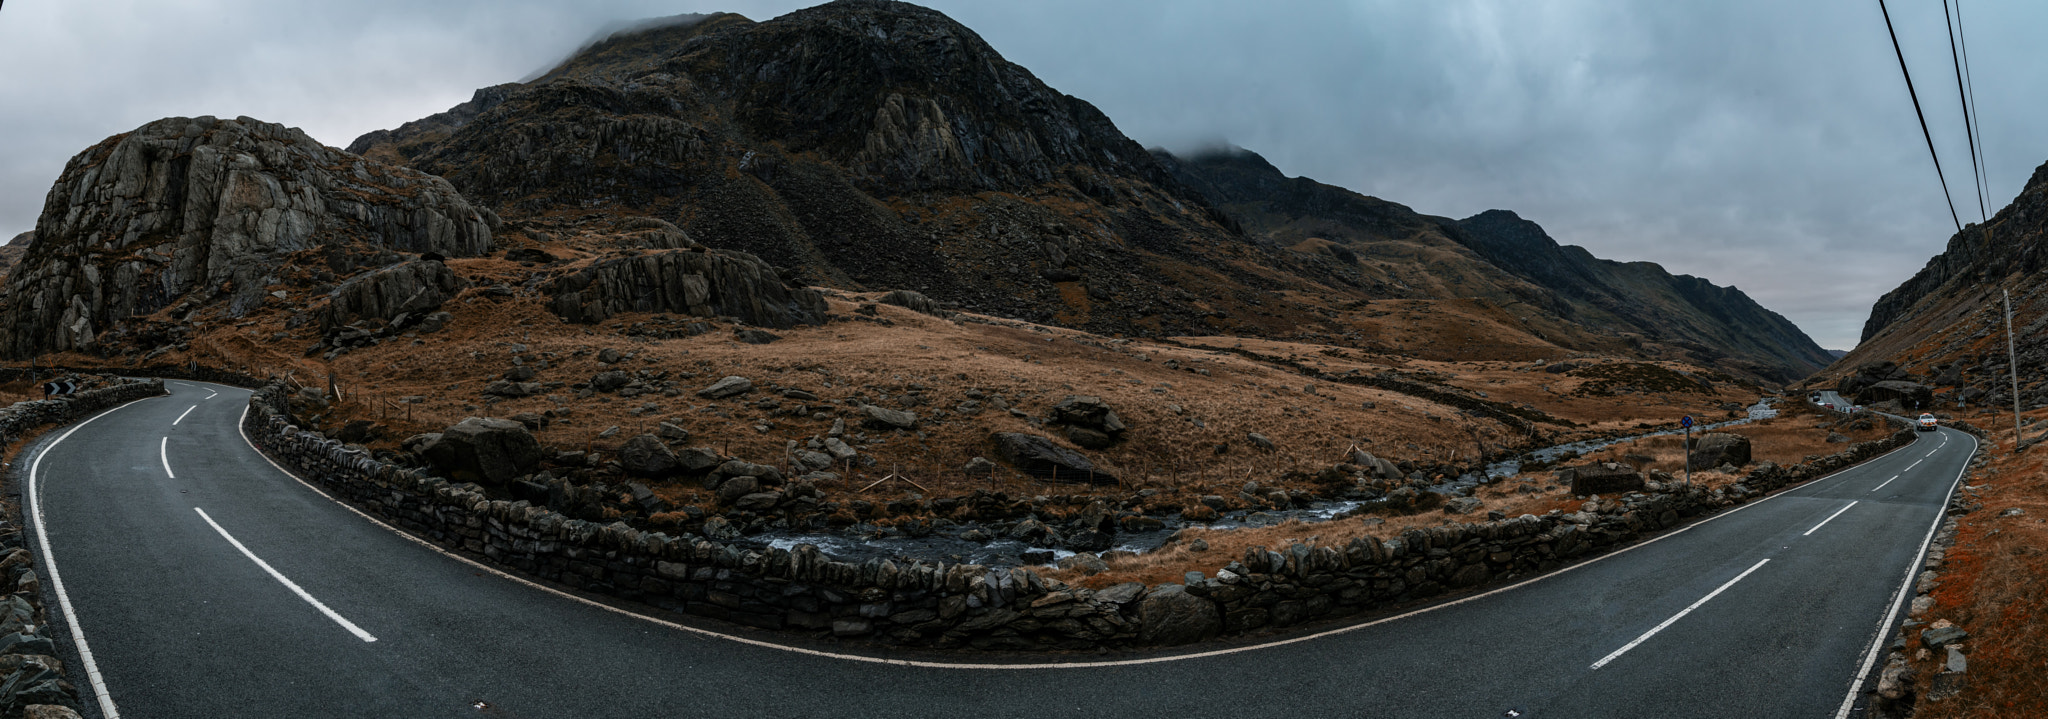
(1572, 403, 1892, 481)
(1909, 407, 2048, 716)
(28, 243, 1772, 534)
(1048, 400, 1881, 589)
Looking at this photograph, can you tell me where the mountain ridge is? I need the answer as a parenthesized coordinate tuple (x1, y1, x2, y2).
(340, 0, 1825, 383)
(1156, 145, 1831, 382)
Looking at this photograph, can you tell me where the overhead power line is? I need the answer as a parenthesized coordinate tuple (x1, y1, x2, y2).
(1876, 0, 1963, 235)
(1942, 0, 1986, 222)
(1952, 0, 1990, 221)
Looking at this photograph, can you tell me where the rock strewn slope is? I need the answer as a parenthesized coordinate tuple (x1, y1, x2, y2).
(0, 116, 497, 357)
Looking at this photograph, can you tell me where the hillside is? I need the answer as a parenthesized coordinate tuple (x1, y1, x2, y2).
(1157, 146, 1832, 383)
(1825, 158, 2048, 412)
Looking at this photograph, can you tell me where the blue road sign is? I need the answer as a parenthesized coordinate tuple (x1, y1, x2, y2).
(1680, 415, 1694, 428)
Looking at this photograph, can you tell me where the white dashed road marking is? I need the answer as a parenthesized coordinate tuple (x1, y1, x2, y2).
(193, 507, 378, 643)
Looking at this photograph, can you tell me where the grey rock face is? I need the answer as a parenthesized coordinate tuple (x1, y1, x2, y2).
(0, 115, 493, 357)
(421, 417, 541, 484)
(546, 249, 826, 329)
(1136, 583, 1221, 646)
(989, 432, 1114, 483)
(323, 260, 466, 329)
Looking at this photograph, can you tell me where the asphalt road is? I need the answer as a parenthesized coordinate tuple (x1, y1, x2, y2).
(20, 381, 1972, 718)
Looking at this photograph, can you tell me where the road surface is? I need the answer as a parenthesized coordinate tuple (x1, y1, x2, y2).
(21, 381, 1971, 718)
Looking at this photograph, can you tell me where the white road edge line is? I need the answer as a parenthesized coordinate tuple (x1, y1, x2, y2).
(1590, 558, 1771, 670)
(1835, 428, 1978, 719)
(159, 437, 174, 479)
(1803, 502, 1859, 536)
(221, 381, 1927, 670)
(29, 400, 155, 719)
(192, 507, 377, 643)
(172, 405, 196, 426)
(1871, 475, 1899, 493)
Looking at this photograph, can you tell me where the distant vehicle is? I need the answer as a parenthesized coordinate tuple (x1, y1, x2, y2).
(1918, 413, 1938, 432)
(1824, 403, 1835, 409)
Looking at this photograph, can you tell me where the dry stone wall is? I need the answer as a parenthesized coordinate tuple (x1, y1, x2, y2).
(242, 381, 1921, 651)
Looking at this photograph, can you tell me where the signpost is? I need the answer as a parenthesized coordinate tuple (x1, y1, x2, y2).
(1680, 415, 1695, 489)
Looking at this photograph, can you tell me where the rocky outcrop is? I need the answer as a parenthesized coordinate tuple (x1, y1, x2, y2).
(323, 259, 466, 329)
(1839, 361, 1915, 396)
(1856, 381, 1935, 410)
(545, 249, 827, 329)
(0, 115, 494, 358)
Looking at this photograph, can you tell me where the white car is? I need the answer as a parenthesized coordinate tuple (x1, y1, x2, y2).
(1918, 414, 1938, 432)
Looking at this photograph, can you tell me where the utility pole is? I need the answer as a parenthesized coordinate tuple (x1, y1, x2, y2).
(2006, 288, 2023, 452)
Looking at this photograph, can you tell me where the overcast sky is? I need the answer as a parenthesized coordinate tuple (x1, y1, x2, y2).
(4, 0, 2042, 349)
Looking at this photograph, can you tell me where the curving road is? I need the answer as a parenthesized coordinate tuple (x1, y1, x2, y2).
(21, 381, 1971, 718)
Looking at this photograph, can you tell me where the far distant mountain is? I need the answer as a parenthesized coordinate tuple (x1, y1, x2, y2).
(1829, 349, 1850, 359)
(1157, 146, 1834, 383)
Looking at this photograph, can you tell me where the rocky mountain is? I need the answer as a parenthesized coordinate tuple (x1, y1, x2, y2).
(345, 1, 1357, 338)
(0, 115, 498, 358)
(1831, 159, 2048, 410)
(1159, 146, 1833, 383)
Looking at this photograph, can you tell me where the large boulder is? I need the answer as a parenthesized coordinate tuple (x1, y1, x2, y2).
(1855, 381, 1935, 410)
(1049, 395, 1126, 434)
(1136, 584, 1220, 645)
(323, 259, 467, 330)
(618, 434, 681, 478)
(545, 249, 827, 329)
(1687, 432, 1753, 470)
(0, 115, 494, 358)
(421, 417, 542, 484)
(860, 404, 918, 430)
(989, 432, 1115, 483)
(1560, 462, 1644, 495)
